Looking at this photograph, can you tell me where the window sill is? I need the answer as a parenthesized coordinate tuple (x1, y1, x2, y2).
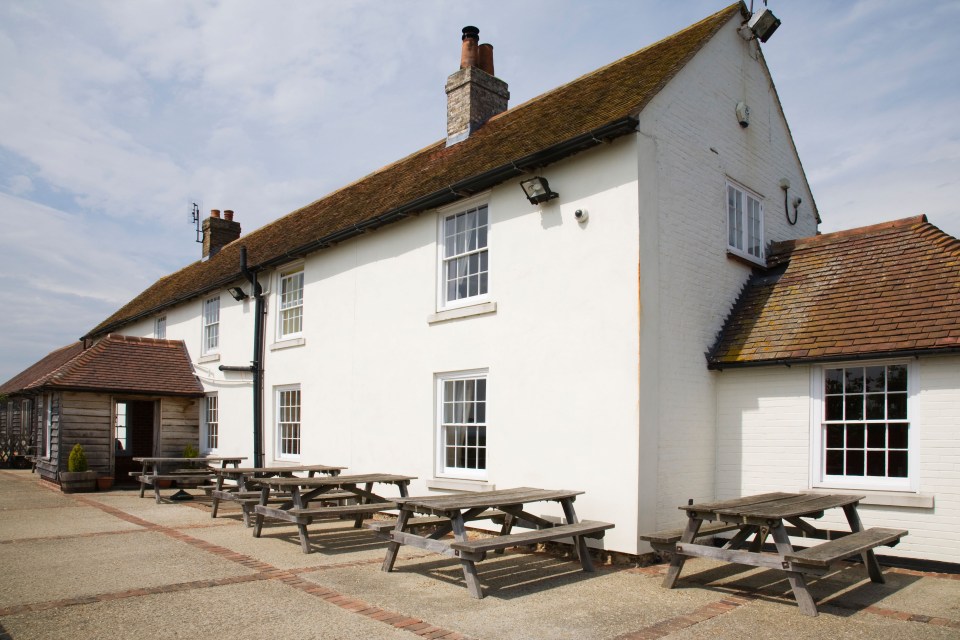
(726, 249, 766, 269)
(426, 478, 496, 492)
(198, 353, 220, 364)
(270, 337, 306, 351)
(428, 301, 497, 325)
(803, 488, 933, 509)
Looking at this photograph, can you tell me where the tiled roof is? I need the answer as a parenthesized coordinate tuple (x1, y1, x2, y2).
(0, 342, 84, 395)
(708, 215, 960, 368)
(4, 335, 203, 397)
(85, 3, 745, 338)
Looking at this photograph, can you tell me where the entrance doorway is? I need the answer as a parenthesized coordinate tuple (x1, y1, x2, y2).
(114, 400, 155, 483)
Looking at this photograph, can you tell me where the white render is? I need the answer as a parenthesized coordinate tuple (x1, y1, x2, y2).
(716, 357, 960, 565)
(122, 15, 835, 557)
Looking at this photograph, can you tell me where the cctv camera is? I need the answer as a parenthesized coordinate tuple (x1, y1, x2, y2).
(574, 209, 588, 223)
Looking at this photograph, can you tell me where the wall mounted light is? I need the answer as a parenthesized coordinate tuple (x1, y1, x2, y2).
(228, 286, 248, 301)
(519, 177, 559, 205)
(747, 7, 780, 43)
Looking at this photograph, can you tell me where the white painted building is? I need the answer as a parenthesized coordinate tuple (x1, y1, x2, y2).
(17, 3, 947, 566)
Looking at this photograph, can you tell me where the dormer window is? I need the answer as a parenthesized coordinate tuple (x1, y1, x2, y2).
(726, 180, 764, 264)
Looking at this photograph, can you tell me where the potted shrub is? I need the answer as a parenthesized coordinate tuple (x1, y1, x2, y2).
(60, 444, 98, 493)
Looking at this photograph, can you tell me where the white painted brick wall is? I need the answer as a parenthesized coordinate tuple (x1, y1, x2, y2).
(637, 19, 818, 530)
(717, 357, 960, 565)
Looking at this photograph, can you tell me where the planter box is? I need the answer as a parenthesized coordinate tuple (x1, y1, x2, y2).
(60, 471, 98, 493)
(97, 476, 115, 491)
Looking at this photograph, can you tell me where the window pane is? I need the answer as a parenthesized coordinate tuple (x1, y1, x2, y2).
(825, 396, 843, 421)
(825, 424, 844, 448)
(845, 395, 863, 420)
(825, 369, 844, 394)
(846, 424, 865, 448)
(845, 368, 864, 393)
(888, 451, 908, 477)
(846, 450, 865, 476)
(865, 366, 885, 392)
(867, 424, 886, 449)
(866, 451, 886, 476)
(887, 393, 907, 420)
(866, 394, 885, 420)
(887, 365, 907, 391)
(826, 450, 844, 475)
(888, 423, 908, 449)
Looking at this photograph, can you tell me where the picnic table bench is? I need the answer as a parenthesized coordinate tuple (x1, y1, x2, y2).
(377, 487, 614, 599)
(252, 473, 415, 553)
(209, 464, 344, 526)
(640, 492, 907, 616)
(132, 456, 246, 503)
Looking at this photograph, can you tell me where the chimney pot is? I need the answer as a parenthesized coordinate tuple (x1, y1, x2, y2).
(210, 209, 221, 218)
(460, 26, 479, 69)
(478, 43, 494, 76)
(223, 209, 234, 221)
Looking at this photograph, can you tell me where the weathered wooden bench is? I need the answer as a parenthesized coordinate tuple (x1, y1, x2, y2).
(254, 501, 400, 553)
(639, 521, 741, 552)
(785, 527, 908, 570)
(449, 520, 615, 561)
(214, 490, 355, 526)
(137, 474, 215, 503)
(366, 510, 506, 536)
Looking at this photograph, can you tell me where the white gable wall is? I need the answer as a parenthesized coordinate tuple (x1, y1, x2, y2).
(635, 19, 818, 533)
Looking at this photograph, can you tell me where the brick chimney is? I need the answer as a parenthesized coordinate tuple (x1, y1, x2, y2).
(202, 209, 241, 260)
(445, 26, 509, 146)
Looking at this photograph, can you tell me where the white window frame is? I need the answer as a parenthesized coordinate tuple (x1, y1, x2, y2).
(811, 360, 917, 492)
(275, 385, 301, 461)
(435, 369, 488, 480)
(202, 296, 220, 354)
(726, 179, 764, 264)
(203, 394, 219, 453)
(277, 265, 305, 340)
(436, 196, 490, 311)
(155, 315, 166, 339)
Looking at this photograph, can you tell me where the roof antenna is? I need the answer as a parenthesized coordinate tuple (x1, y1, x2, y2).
(191, 203, 202, 243)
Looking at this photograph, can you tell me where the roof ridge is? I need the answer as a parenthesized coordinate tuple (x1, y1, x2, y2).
(485, 3, 744, 122)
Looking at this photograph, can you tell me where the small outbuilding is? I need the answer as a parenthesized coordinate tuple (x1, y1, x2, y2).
(0, 335, 204, 487)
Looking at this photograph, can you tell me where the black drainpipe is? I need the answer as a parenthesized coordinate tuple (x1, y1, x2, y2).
(239, 246, 265, 468)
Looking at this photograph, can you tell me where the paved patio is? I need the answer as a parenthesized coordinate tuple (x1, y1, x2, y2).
(1, 469, 957, 639)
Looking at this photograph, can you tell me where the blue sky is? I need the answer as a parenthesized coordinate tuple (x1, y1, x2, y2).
(1, 1, 958, 383)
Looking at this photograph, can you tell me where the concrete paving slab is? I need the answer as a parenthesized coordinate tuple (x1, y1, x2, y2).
(0, 505, 142, 541)
(302, 550, 721, 640)
(1, 579, 409, 640)
(0, 530, 255, 608)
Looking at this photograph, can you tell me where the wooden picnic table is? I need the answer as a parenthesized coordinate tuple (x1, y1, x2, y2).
(209, 464, 345, 526)
(375, 487, 615, 599)
(132, 456, 246, 503)
(640, 492, 908, 616)
(252, 473, 415, 553)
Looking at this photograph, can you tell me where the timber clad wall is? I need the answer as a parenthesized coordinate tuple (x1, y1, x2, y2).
(34, 392, 60, 481)
(60, 392, 113, 474)
(160, 397, 201, 457)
